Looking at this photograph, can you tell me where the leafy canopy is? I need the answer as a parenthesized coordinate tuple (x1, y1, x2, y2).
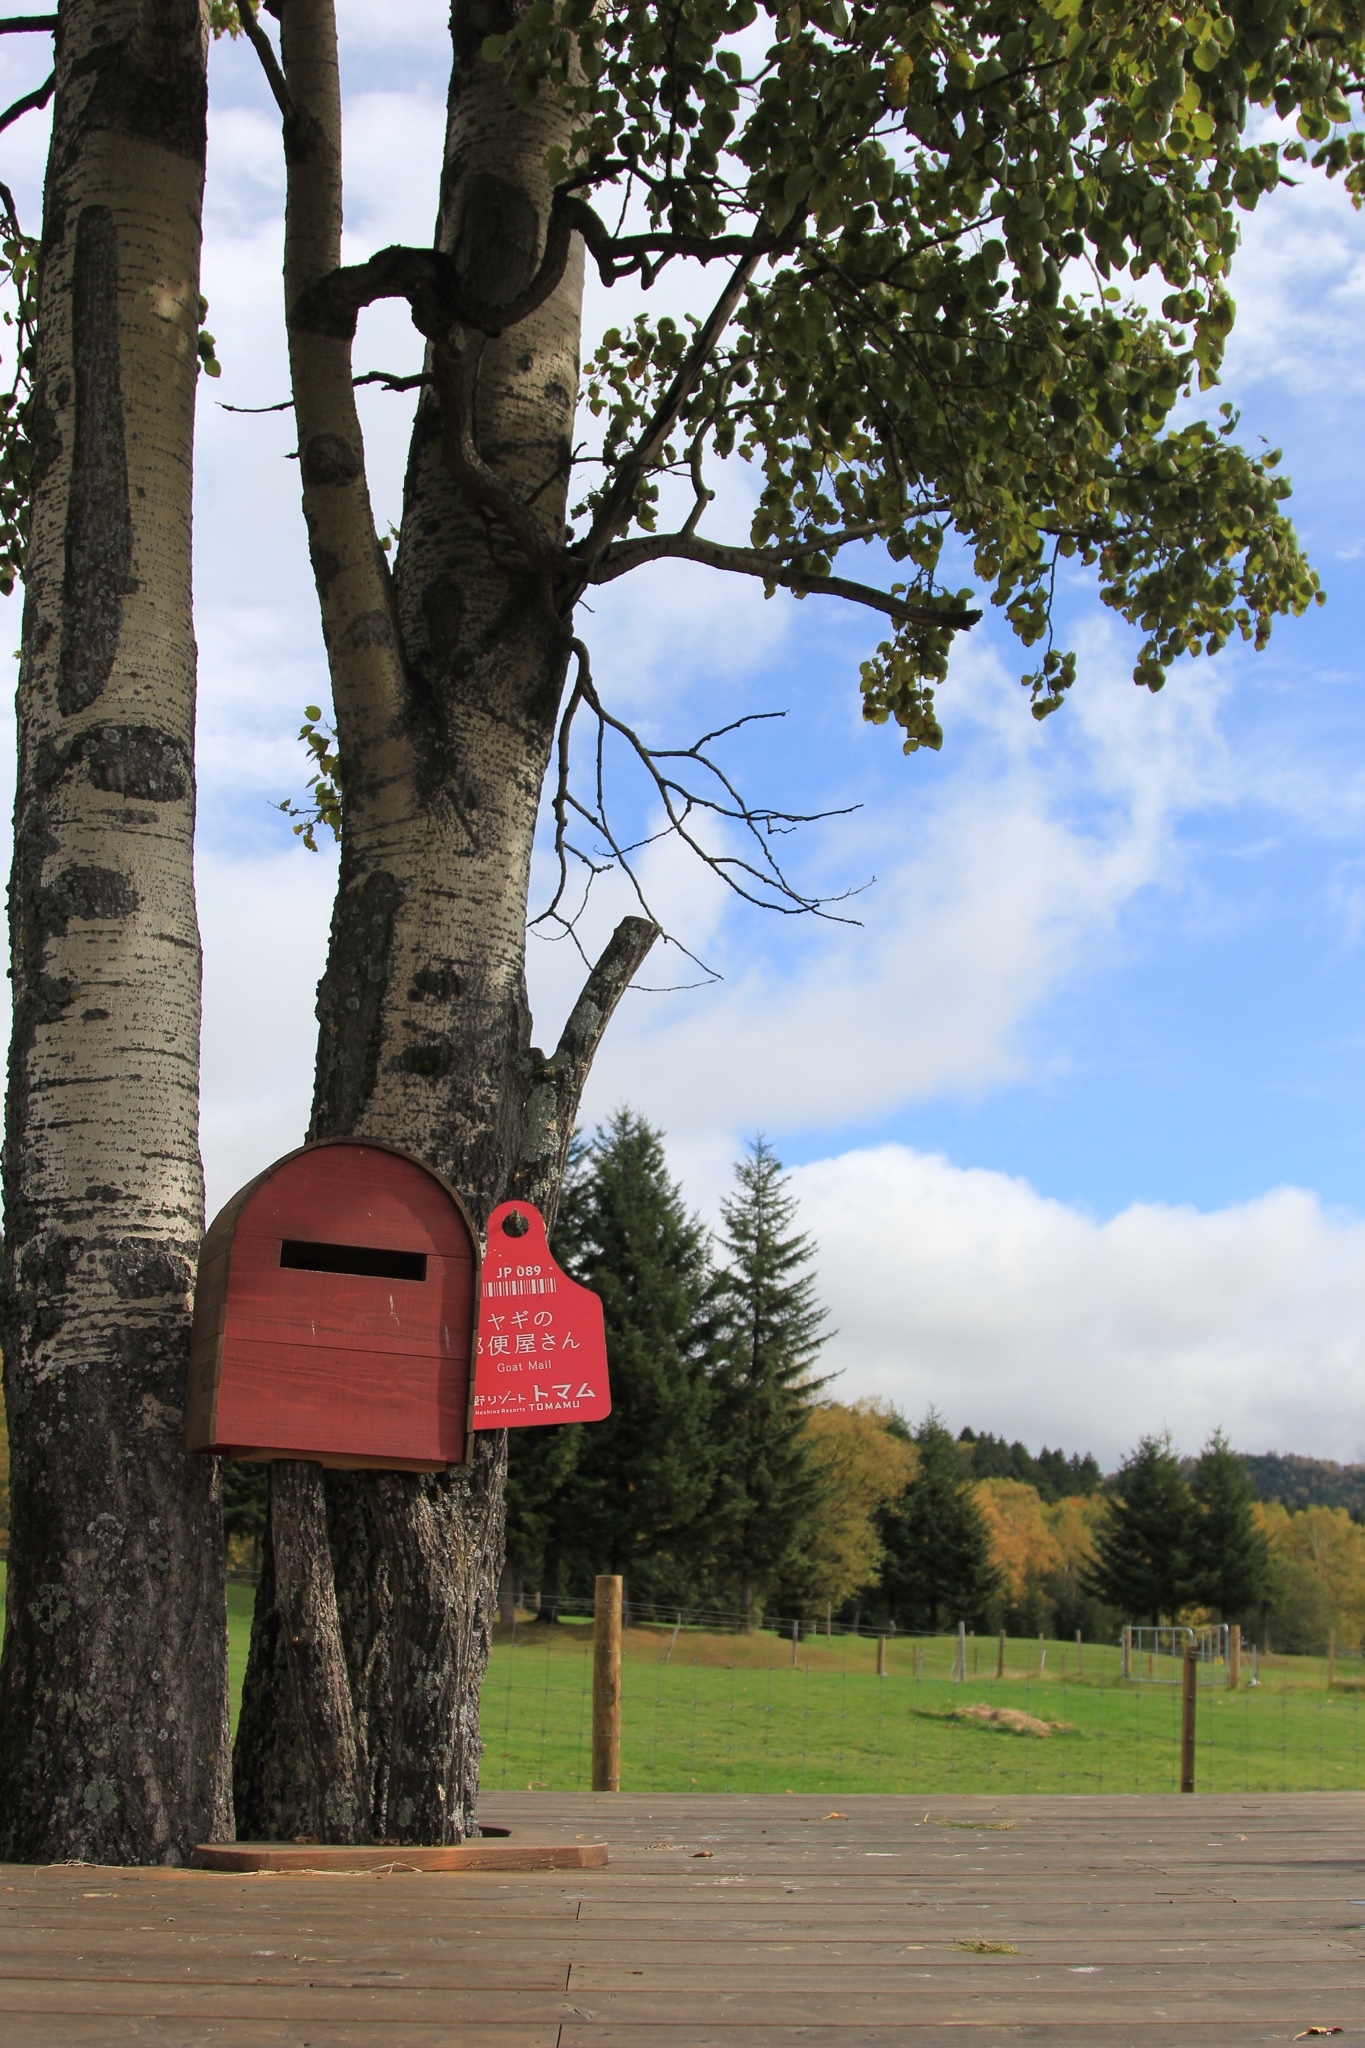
(480, 0, 1361, 749)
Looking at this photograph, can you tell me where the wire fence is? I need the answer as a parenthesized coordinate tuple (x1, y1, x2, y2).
(479, 1605, 1363, 1796)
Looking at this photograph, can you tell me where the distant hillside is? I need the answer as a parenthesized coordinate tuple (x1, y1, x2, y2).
(953, 1433, 1365, 1515)
(1241, 1451, 1365, 1516)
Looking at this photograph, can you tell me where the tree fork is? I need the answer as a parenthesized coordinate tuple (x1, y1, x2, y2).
(231, 0, 658, 1845)
(0, 0, 227, 1862)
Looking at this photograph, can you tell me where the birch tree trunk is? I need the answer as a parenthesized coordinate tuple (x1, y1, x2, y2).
(233, 0, 654, 1844)
(0, 0, 228, 1863)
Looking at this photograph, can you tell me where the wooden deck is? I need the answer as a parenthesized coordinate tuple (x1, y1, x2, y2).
(4, 1792, 1365, 2043)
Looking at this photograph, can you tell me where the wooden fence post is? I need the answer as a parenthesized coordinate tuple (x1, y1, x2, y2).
(1075, 1628, 1083, 1679)
(996, 1629, 1006, 1679)
(953, 1621, 966, 1682)
(1329, 1627, 1337, 1688)
(592, 1574, 622, 1792)
(1228, 1623, 1241, 1690)
(876, 1635, 887, 1677)
(791, 1619, 799, 1668)
(1122, 1625, 1131, 1680)
(1180, 1645, 1198, 1794)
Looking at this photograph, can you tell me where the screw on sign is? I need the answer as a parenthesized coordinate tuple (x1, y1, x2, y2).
(182, 1144, 610, 1475)
(472, 1202, 610, 1429)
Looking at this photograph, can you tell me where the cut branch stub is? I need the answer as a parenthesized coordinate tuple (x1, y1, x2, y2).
(512, 915, 660, 1228)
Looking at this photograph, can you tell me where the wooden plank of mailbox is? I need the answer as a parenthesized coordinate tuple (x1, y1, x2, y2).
(185, 1140, 480, 1470)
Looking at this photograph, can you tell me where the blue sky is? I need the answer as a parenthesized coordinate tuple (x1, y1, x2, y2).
(5, 9, 1365, 1464)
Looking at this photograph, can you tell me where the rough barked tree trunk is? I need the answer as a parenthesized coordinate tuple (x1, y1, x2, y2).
(0, 0, 229, 1862)
(232, 0, 654, 1845)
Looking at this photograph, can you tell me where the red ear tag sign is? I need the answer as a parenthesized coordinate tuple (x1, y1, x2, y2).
(472, 1202, 611, 1429)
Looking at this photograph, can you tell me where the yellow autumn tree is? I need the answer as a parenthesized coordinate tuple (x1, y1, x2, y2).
(802, 1399, 918, 1611)
(1256, 1502, 1365, 1654)
(1042, 1493, 1106, 1608)
(968, 1481, 1105, 1628)
(972, 1479, 1062, 1602)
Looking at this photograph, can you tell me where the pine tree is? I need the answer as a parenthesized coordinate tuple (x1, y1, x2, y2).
(548, 1111, 722, 1594)
(710, 1140, 830, 1626)
(503, 1422, 582, 1618)
(1084, 1434, 1193, 1624)
(878, 1413, 1001, 1632)
(1190, 1430, 1270, 1622)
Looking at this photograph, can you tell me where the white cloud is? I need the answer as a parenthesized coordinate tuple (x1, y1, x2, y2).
(793, 1143, 1365, 1468)
(197, 847, 337, 1217)
(1222, 151, 1365, 400)
(572, 625, 1232, 1142)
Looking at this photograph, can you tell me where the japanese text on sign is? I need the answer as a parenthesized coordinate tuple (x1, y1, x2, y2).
(471, 1202, 611, 1428)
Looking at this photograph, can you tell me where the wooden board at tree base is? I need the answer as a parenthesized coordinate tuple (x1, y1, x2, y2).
(191, 1838, 608, 1873)
(472, 1201, 611, 1429)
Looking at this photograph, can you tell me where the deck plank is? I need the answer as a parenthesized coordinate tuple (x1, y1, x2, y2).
(3, 1794, 1364, 2041)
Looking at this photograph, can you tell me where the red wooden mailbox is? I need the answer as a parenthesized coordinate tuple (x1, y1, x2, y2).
(184, 1141, 479, 1471)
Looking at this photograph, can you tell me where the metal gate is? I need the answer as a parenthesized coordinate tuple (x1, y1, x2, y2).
(1121, 1623, 1231, 1684)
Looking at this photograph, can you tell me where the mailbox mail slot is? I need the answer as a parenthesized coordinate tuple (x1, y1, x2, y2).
(183, 1140, 479, 1471)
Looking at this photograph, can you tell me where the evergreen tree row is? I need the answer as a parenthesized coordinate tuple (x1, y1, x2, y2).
(1083, 1430, 1271, 1626)
(505, 1112, 831, 1620)
(957, 1429, 1104, 1502)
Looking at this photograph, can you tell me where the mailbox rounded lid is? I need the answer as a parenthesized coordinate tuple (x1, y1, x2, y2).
(186, 1140, 480, 1468)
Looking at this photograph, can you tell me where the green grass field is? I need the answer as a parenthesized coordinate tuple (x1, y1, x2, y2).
(3, 1566, 1358, 1796)
(472, 1616, 1364, 1797)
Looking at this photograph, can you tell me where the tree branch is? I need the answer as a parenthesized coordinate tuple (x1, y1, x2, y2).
(0, 15, 56, 30)
(572, 241, 769, 589)
(0, 68, 51, 135)
(273, 0, 410, 800)
(592, 532, 981, 629)
(510, 916, 661, 1227)
(234, 0, 293, 122)
(289, 189, 615, 343)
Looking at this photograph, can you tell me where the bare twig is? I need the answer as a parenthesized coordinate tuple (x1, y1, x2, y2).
(0, 68, 51, 135)
(511, 916, 662, 1228)
(532, 639, 867, 972)
(218, 367, 429, 415)
(680, 422, 715, 540)
(353, 368, 428, 393)
(0, 15, 56, 31)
